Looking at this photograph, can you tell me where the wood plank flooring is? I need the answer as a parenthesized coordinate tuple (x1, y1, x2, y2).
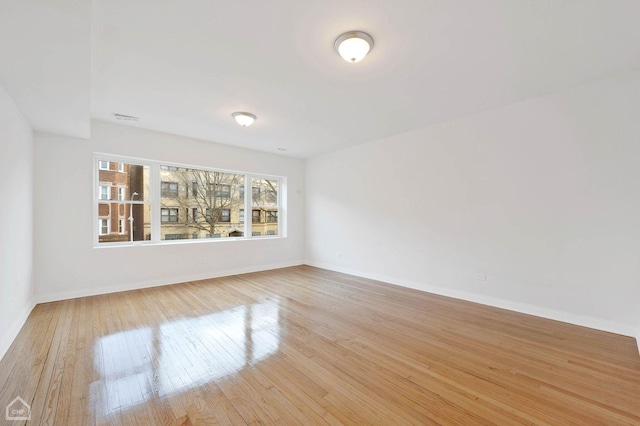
(1, 265, 639, 425)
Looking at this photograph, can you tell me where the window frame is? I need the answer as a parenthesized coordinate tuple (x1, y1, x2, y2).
(99, 218, 110, 235)
(161, 181, 179, 198)
(99, 184, 111, 201)
(220, 208, 231, 223)
(161, 207, 179, 223)
(94, 153, 286, 247)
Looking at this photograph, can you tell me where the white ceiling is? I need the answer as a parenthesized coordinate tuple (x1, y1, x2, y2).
(2, 1, 640, 157)
(0, 0, 91, 138)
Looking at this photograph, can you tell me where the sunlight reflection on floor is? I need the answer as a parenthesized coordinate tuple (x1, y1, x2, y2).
(90, 299, 280, 419)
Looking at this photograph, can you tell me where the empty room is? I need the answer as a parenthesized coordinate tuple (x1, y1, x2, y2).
(1, 0, 639, 424)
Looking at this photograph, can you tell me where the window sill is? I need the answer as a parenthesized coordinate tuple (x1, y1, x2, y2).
(94, 235, 286, 249)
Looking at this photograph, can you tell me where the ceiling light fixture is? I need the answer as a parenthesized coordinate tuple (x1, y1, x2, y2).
(334, 31, 374, 63)
(232, 112, 256, 127)
(114, 113, 140, 122)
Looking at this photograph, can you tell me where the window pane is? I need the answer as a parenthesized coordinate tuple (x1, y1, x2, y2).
(252, 178, 278, 207)
(160, 166, 244, 240)
(245, 179, 283, 239)
(97, 203, 149, 243)
(252, 209, 279, 237)
(98, 160, 151, 202)
(97, 160, 151, 244)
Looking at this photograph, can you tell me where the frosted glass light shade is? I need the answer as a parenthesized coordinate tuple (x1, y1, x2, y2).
(232, 112, 256, 127)
(334, 31, 374, 63)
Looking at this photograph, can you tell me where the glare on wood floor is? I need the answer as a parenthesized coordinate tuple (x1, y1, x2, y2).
(0, 265, 639, 424)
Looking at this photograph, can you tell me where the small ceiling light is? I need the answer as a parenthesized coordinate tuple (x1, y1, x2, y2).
(334, 31, 374, 63)
(232, 112, 256, 127)
(114, 113, 140, 122)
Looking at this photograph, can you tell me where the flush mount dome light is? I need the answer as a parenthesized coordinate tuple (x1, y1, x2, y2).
(334, 31, 374, 63)
(232, 112, 256, 127)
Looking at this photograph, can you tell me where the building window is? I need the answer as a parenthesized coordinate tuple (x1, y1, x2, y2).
(118, 163, 124, 172)
(161, 182, 179, 198)
(99, 185, 110, 200)
(220, 209, 231, 222)
(252, 186, 261, 201)
(161, 208, 179, 223)
(160, 165, 179, 171)
(165, 234, 182, 240)
(252, 209, 261, 223)
(119, 219, 126, 234)
(118, 186, 126, 201)
(267, 230, 276, 236)
(252, 231, 261, 236)
(239, 209, 244, 223)
(216, 184, 231, 198)
(99, 160, 109, 170)
(266, 210, 278, 223)
(99, 219, 109, 235)
(239, 185, 245, 200)
(191, 181, 198, 197)
(192, 208, 198, 222)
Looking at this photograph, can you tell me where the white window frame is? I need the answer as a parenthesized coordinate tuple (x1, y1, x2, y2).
(94, 153, 286, 247)
(99, 218, 110, 235)
(118, 186, 126, 201)
(118, 218, 126, 234)
(99, 160, 110, 170)
(118, 162, 124, 172)
(99, 184, 110, 201)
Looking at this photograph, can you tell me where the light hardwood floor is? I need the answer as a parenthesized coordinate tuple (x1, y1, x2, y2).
(1, 266, 639, 425)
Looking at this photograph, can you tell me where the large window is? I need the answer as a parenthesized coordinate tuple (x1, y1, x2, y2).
(95, 155, 285, 245)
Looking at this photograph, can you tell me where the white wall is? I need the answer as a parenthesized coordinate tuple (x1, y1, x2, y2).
(34, 121, 305, 302)
(306, 73, 640, 336)
(0, 84, 35, 361)
(637, 309, 640, 354)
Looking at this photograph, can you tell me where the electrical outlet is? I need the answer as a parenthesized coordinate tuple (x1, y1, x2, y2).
(474, 273, 487, 281)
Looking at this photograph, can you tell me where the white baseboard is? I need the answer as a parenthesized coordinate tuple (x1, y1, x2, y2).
(305, 261, 638, 338)
(37, 261, 304, 304)
(0, 298, 36, 363)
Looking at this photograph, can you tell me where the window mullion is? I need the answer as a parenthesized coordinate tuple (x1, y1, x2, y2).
(151, 163, 161, 242)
